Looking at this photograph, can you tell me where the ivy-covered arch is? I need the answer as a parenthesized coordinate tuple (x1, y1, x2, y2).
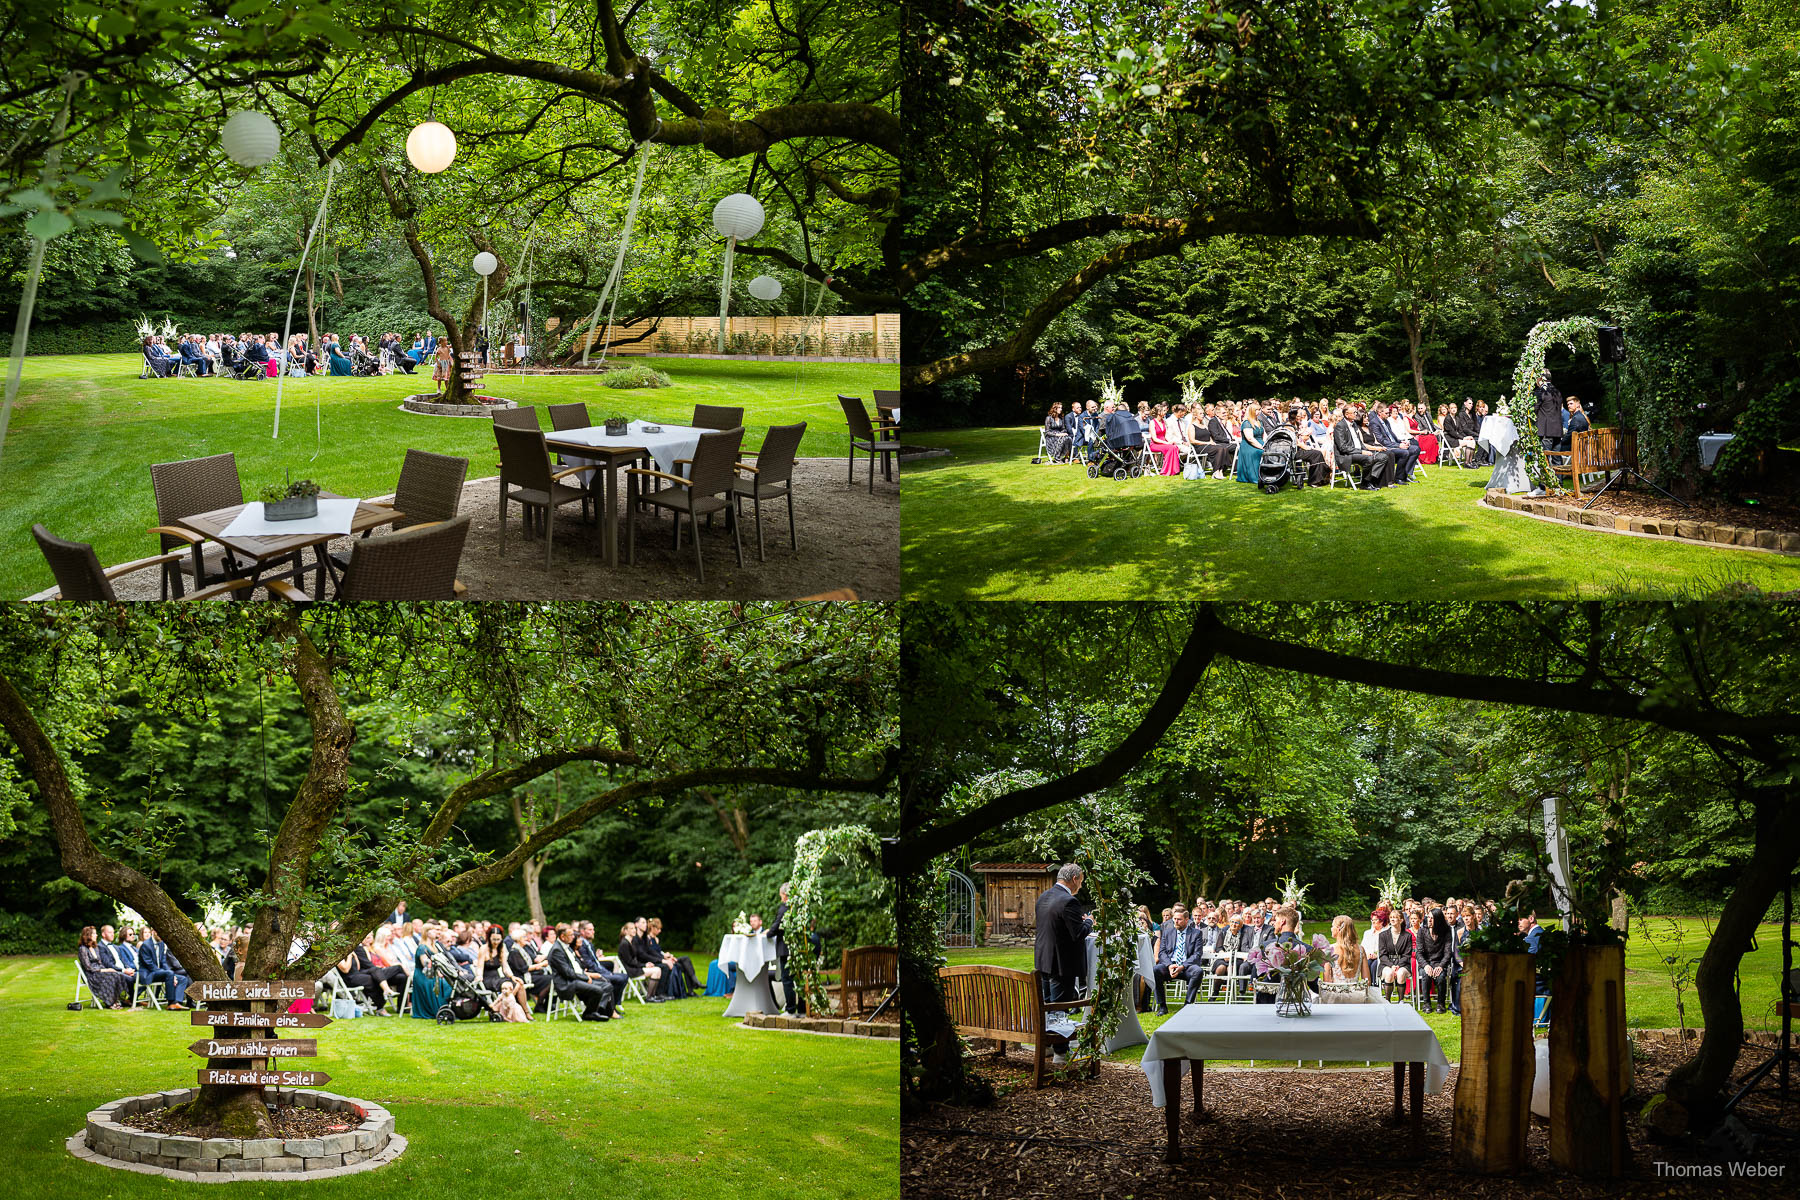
(1508, 316, 1650, 492)
(788, 824, 893, 1014)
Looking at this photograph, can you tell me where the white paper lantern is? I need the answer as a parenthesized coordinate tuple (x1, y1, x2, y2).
(406, 121, 457, 173)
(747, 274, 782, 301)
(711, 193, 765, 241)
(221, 110, 280, 167)
(472, 251, 498, 276)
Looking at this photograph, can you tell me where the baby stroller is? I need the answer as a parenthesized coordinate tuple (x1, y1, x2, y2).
(416, 940, 504, 1024)
(1086, 427, 1146, 480)
(1258, 426, 1303, 494)
(352, 347, 382, 376)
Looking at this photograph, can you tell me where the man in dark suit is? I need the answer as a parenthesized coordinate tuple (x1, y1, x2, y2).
(769, 883, 800, 1014)
(575, 921, 634, 1008)
(1533, 371, 1564, 454)
(547, 925, 615, 1020)
(1152, 905, 1205, 1014)
(1332, 407, 1393, 488)
(179, 336, 210, 375)
(1556, 397, 1590, 453)
(1199, 405, 1238, 476)
(1034, 863, 1091, 1007)
(1365, 403, 1419, 483)
(137, 927, 191, 1009)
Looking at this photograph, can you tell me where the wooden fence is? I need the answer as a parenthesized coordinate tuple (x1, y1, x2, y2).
(571, 313, 899, 360)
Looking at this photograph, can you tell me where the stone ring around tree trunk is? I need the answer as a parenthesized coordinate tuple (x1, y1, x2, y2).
(69, 1088, 404, 1181)
(401, 395, 518, 417)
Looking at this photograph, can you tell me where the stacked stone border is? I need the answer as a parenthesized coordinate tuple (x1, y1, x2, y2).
(1481, 489, 1800, 554)
(742, 1011, 899, 1038)
(71, 1088, 405, 1181)
(399, 395, 518, 417)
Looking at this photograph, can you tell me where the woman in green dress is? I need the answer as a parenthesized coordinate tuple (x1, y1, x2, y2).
(1234, 403, 1266, 483)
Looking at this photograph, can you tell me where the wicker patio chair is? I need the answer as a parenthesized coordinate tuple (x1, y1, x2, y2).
(731, 421, 806, 561)
(494, 423, 590, 568)
(331, 449, 467, 571)
(547, 402, 590, 431)
(693, 403, 744, 431)
(625, 426, 746, 583)
(492, 405, 541, 430)
(838, 395, 900, 492)
(271, 514, 472, 601)
(148, 451, 258, 597)
(873, 388, 900, 426)
(32, 525, 256, 601)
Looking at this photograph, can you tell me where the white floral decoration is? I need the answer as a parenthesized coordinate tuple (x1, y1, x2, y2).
(788, 824, 891, 1015)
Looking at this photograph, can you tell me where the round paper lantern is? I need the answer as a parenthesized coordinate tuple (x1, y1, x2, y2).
(711, 193, 764, 241)
(221, 110, 280, 167)
(747, 274, 782, 301)
(472, 251, 498, 276)
(406, 121, 457, 173)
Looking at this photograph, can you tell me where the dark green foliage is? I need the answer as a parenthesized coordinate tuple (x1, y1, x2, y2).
(0, 912, 68, 955)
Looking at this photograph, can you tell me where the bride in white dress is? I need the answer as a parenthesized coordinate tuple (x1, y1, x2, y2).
(1316, 915, 1382, 1004)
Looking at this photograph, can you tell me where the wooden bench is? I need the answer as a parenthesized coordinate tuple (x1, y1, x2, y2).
(837, 944, 897, 1015)
(1547, 426, 1635, 499)
(938, 964, 1096, 1089)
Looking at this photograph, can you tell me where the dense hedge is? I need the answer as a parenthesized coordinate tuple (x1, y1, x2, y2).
(0, 911, 72, 956)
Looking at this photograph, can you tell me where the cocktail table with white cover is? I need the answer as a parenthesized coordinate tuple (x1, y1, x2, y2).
(717, 932, 781, 1018)
(542, 421, 708, 568)
(1078, 931, 1157, 1052)
(1142, 1000, 1449, 1161)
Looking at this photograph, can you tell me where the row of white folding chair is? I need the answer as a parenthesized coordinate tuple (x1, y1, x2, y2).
(73, 961, 166, 1010)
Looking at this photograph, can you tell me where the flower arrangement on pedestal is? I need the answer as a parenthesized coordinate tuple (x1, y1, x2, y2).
(731, 911, 751, 936)
(1247, 934, 1330, 1017)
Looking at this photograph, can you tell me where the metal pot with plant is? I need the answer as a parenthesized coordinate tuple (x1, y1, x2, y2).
(259, 476, 322, 521)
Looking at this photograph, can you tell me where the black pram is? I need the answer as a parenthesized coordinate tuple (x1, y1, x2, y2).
(1086, 410, 1147, 480)
(1258, 426, 1303, 493)
(416, 940, 504, 1023)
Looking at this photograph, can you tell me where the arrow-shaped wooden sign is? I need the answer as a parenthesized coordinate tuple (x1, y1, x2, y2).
(198, 1068, 330, 1088)
(191, 1010, 333, 1029)
(192, 979, 312, 1003)
(190, 1038, 317, 1059)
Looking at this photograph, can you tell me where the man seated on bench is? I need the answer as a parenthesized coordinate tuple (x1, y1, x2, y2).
(1552, 396, 1590, 461)
(1152, 905, 1206, 1015)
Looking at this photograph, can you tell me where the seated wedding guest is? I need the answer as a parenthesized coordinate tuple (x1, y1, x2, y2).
(1287, 410, 1332, 486)
(1406, 401, 1440, 464)
(645, 918, 699, 996)
(179, 335, 210, 375)
(1069, 400, 1100, 456)
(546, 924, 615, 1021)
(1211, 911, 1254, 997)
(1152, 905, 1206, 1014)
(1365, 402, 1418, 483)
(1361, 908, 1387, 985)
(1042, 402, 1072, 462)
(1416, 908, 1454, 1013)
(575, 921, 632, 1009)
(476, 925, 532, 1021)
(1557, 396, 1590, 452)
(509, 927, 555, 1009)
(1332, 405, 1394, 487)
(1317, 916, 1379, 1003)
(222, 933, 249, 981)
(1233, 404, 1267, 483)
(340, 934, 405, 1013)
(137, 926, 190, 1009)
(1145, 404, 1182, 476)
(616, 921, 670, 1001)
(1197, 403, 1236, 478)
(96, 924, 138, 992)
(1378, 908, 1413, 1002)
(77, 926, 129, 1008)
(1307, 409, 1336, 472)
(141, 336, 174, 378)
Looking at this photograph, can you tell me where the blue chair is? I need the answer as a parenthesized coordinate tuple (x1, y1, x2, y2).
(705, 959, 734, 997)
(1532, 994, 1551, 1032)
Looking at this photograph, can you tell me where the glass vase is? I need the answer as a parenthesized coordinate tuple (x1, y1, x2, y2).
(1275, 969, 1312, 1017)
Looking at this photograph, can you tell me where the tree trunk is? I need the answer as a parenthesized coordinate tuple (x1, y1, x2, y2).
(1663, 790, 1800, 1131)
(521, 856, 546, 929)
(1403, 309, 1429, 407)
(376, 165, 467, 401)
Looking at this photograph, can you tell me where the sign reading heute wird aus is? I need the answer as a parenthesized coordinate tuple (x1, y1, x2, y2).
(192, 979, 312, 1002)
(190, 1038, 318, 1058)
(191, 1010, 333, 1029)
(198, 1069, 330, 1087)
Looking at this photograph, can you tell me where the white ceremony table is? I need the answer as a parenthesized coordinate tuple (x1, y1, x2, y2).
(1698, 432, 1735, 469)
(1478, 414, 1534, 494)
(1079, 931, 1159, 1053)
(1141, 1001, 1450, 1162)
(716, 932, 781, 1018)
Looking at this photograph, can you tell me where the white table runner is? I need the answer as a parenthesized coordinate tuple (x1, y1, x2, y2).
(220, 497, 359, 539)
(1141, 1000, 1450, 1107)
(552, 420, 706, 475)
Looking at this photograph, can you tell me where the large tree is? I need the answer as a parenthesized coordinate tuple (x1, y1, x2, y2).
(0, 601, 897, 1135)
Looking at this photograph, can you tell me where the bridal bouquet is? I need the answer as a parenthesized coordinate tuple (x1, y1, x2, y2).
(731, 911, 751, 936)
(1247, 934, 1330, 1017)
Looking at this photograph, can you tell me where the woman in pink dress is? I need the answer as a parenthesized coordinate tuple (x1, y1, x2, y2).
(1405, 401, 1440, 464)
(1146, 403, 1182, 476)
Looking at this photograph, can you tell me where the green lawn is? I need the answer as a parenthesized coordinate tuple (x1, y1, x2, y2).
(944, 916, 1783, 1070)
(901, 426, 1800, 598)
(0, 354, 896, 599)
(0, 953, 896, 1199)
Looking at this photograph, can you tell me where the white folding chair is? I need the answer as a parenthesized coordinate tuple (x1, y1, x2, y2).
(1330, 459, 1368, 490)
(321, 967, 376, 1015)
(602, 957, 649, 1004)
(545, 986, 581, 1021)
(131, 975, 167, 1010)
(74, 961, 97, 1009)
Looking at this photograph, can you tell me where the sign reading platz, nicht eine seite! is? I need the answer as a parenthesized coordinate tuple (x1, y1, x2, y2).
(190, 979, 330, 1089)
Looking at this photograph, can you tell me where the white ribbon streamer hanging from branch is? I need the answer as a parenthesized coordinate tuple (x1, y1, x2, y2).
(272, 158, 339, 451)
(580, 130, 656, 368)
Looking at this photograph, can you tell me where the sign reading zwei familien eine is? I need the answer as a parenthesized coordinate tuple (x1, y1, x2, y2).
(193, 979, 311, 1003)
(199, 1068, 331, 1087)
(191, 1009, 332, 1029)
(190, 1038, 318, 1058)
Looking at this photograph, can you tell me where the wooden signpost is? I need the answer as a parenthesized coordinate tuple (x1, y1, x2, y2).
(189, 980, 330, 1093)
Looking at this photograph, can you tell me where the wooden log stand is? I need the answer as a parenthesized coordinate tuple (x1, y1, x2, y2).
(1550, 943, 1629, 1177)
(1451, 951, 1535, 1174)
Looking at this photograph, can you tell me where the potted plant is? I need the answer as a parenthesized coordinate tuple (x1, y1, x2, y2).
(259, 477, 322, 521)
(603, 415, 629, 436)
(1452, 878, 1539, 1175)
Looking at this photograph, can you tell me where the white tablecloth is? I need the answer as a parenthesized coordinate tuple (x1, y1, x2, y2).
(552, 420, 705, 475)
(717, 932, 778, 982)
(1141, 1000, 1450, 1107)
(1478, 415, 1534, 494)
(1699, 433, 1735, 469)
(220, 497, 359, 538)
